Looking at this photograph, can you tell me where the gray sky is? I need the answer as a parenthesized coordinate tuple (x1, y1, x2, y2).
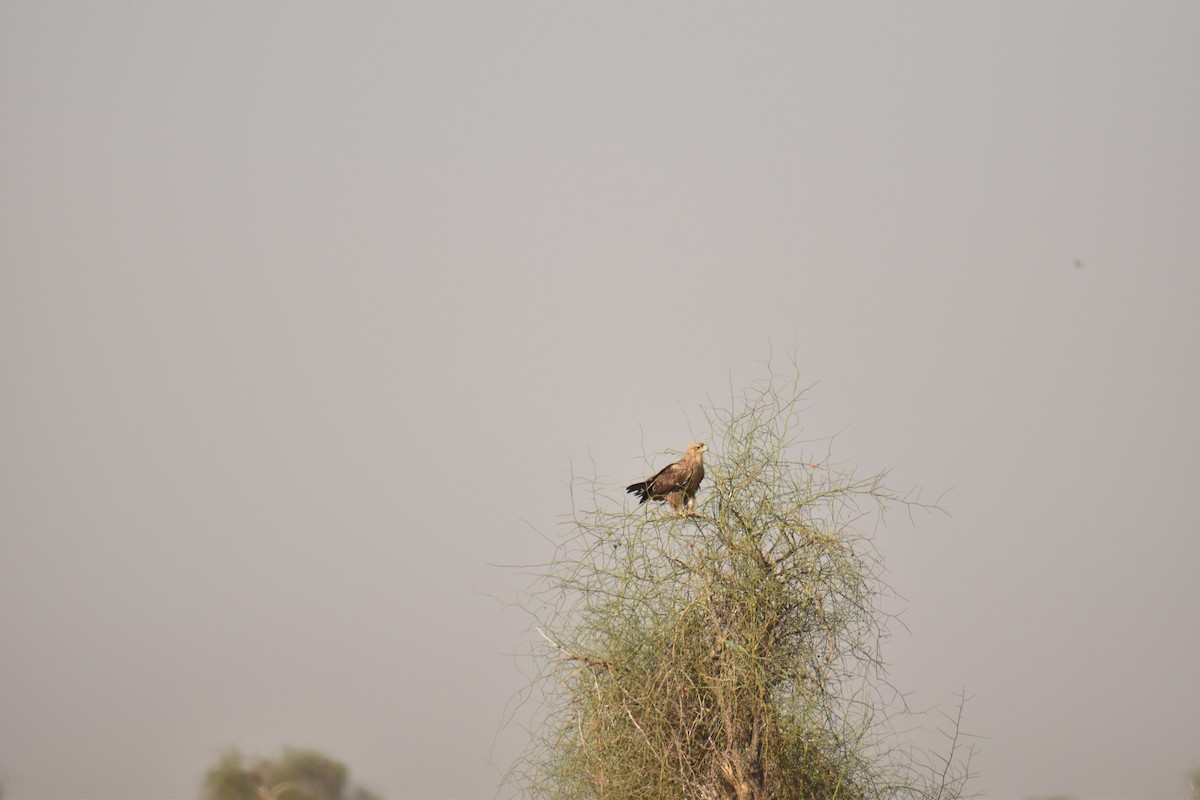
(2, 3, 1198, 799)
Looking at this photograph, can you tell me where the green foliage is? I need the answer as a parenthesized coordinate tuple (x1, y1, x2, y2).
(200, 747, 380, 800)
(511, 369, 971, 800)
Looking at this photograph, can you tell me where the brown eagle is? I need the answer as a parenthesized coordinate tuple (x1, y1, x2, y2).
(626, 442, 708, 516)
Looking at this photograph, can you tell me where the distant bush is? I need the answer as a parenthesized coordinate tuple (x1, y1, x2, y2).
(200, 747, 380, 800)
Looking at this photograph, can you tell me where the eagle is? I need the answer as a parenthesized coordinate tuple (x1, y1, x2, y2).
(626, 442, 708, 516)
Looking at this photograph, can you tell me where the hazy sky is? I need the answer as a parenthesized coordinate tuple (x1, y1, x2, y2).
(3, 3, 1199, 799)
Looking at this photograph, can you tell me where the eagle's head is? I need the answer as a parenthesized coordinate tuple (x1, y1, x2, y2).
(688, 442, 708, 456)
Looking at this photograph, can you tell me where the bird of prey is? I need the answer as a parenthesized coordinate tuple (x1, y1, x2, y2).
(626, 442, 708, 516)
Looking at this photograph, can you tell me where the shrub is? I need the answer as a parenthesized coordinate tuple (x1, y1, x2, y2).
(510, 369, 970, 800)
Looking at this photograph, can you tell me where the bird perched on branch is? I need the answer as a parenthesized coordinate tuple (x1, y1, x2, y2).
(626, 442, 708, 516)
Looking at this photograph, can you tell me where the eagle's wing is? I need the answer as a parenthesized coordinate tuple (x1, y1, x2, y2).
(627, 446, 705, 510)
(626, 458, 687, 504)
(626, 443, 706, 515)
(647, 459, 691, 496)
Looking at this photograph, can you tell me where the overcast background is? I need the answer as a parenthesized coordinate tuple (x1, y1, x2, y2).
(3, 3, 1199, 799)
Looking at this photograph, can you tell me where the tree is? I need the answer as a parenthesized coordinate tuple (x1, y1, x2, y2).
(510, 370, 971, 800)
(200, 747, 380, 800)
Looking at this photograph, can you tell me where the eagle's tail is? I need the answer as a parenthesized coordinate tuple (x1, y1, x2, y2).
(625, 481, 651, 504)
